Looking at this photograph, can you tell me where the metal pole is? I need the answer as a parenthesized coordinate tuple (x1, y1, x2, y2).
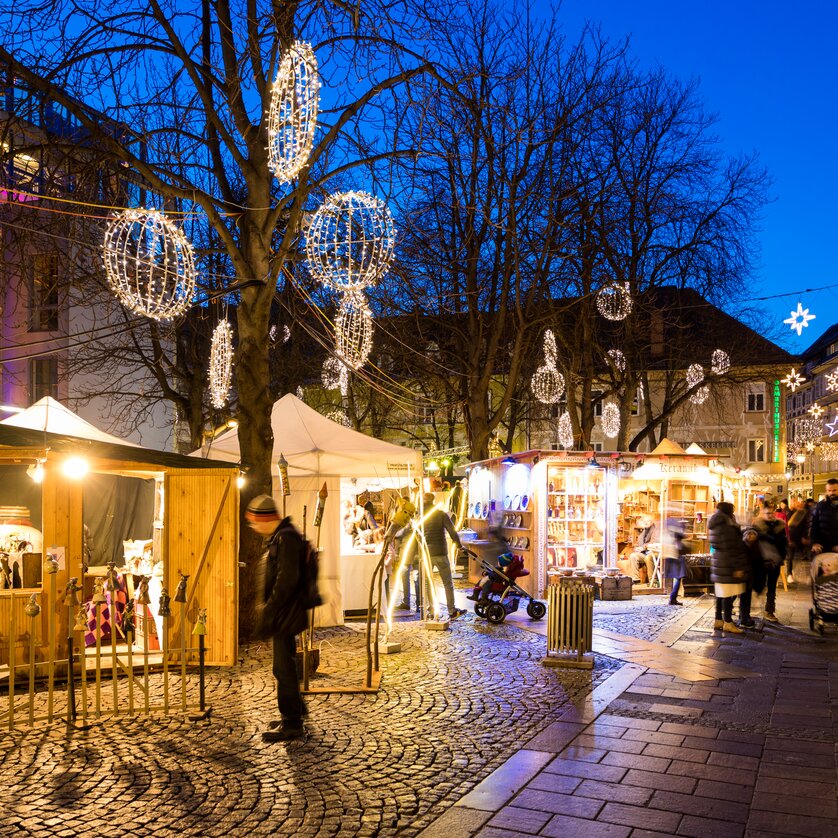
(26, 594, 39, 727)
(46, 557, 57, 723)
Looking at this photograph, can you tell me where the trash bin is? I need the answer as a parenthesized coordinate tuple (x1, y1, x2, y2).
(542, 574, 595, 669)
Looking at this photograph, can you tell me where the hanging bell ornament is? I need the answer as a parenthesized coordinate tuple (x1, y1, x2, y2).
(123, 601, 135, 635)
(174, 572, 189, 603)
(278, 453, 291, 497)
(158, 587, 171, 617)
(62, 577, 80, 607)
(192, 608, 208, 636)
(92, 577, 107, 605)
(135, 577, 151, 605)
(314, 481, 328, 528)
(25, 593, 41, 618)
(73, 607, 88, 632)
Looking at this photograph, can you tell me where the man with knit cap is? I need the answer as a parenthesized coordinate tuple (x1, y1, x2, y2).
(246, 494, 308, 742)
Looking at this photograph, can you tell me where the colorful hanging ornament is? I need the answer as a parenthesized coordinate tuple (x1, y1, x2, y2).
(267, 41, 320, 183)
(606, 349, 626, 373)
(784, 301, 816, 336)
(558, 411, 574, 449)
(601, 402, 620, 438)
(209, 320, 234, 409)
(102, 208, 196, 320)
(335, 289, 374, 369)
(305, 191, 395, 291)
(595, 282, 633, 321)
(781, 368, 806, 391)
(711, 349, 730, 376)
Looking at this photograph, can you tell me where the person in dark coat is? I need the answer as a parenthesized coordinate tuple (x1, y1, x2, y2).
(752, 500, 788, 623)
(810, 479, 838, 556)
(785, 497, 810, 583)
(739, 527, 764, 628)
(247, 494, 309, 742)
(708, 501, 748, 633)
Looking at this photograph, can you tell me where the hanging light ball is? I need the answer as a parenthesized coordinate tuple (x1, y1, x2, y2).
(208, 320, 234, 409)
(305, 191, 395, 291)
(690, 385, 710, 405)
(686, 363, 705, 389)
(531, 365, 565, 404)
(558, 412, 574, 449)
(595, 282, 633, 321)
(335, 289, 374, 369)
(321, 356, 348, 391)
(326, 407, 350, 427)
(601, 402, 621, 438)
(711, 349, 730, 376)
(102, 208, 196, 320)
(267, 41, 320, 183)
(606, 349, 627, 373)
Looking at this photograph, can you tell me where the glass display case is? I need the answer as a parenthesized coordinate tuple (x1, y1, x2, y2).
(546, 465, 605, 569)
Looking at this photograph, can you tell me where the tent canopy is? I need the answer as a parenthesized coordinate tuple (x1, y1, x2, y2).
(195, 393, 422, 477)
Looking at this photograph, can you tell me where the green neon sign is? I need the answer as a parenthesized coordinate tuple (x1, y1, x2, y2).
(773, 380, 781, 462)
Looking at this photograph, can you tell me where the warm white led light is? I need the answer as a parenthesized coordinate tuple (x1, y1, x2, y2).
(606, 349, 626, 373)
(209, 320, 234, 409)
(711, 349, 730, 376)
(596, 282, 633, 321)
(335, 290, 374, 369)
(601, 402, 620, 438)
(558, 411, 574, 449)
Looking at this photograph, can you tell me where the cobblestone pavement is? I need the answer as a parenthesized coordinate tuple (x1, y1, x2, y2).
(0, 615, 622, 837)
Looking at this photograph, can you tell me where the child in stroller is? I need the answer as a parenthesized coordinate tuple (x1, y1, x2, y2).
(809, 551, 838, 635)
(466, 552, 546, 624)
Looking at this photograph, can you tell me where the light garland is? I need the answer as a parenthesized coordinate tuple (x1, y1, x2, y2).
(558, 411, 574, 449)
(711, 349, 730, 376)
(601, 402, 620, 438)
(102, 208, 196, 320)
(819, 441, 838, 459)
(531, 366, 565, 404)
(606, 348, 626, 373)
(208, 320, 234, 409)
(335, 290, 374, 369)
(305, 191, 395, 291)
(781, 368, 806, 391)
(794, 415, 822, 449)
(784, 301, 816, 336)
(266, 41, 320, 183)
(595, 282, 633, 321)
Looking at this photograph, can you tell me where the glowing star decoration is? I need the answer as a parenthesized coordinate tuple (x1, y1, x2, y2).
(826, 414, 838, 437)
(784, 301, 816, 336)
(826, 369, 838, 392)
(102, 208, 196, 320)
(558, 411, 574, 449)
(606, 349, 626, 373)
(208, 320, 234, 409)
(596, 282, 633, 321)
(267, 41, 320, 182)
(809, 403, 825, 419)
(711, 349, 730, 376)
(601, 402, 620, 438)
(782, 368, 806, 391)
(335, 289, 374, 369)
(305, 191, 395, 291)
(321, 356, 349, 393)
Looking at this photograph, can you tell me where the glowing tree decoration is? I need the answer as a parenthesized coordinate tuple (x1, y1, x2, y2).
(102, 208, 196, 320)
(711, 349, 730, 376)
(321, 356, 348, 393)
(305, 191, 395, 291)
(596, 282, 633, 321)
(606, 349, 627, 373)
(558, 411, 574, 449)
(208, 320, 234, 409)
(601, 402, 621, 438)
(335, 290, 374, 369)
(267, 41, 320, 182)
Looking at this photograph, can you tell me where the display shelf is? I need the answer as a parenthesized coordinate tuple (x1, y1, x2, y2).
(545, 465, 605, 570)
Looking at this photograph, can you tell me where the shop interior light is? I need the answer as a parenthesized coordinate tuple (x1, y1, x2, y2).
(62, 456, 89, 479)
(236, 472, 246, 489)
(796, 453, 807, 464)
(27, 459, 45, 483)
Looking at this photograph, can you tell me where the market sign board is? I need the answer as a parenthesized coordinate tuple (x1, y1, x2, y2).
(632, 459, 710, 483)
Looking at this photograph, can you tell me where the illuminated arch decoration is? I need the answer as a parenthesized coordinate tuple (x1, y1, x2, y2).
(267, 41, 320, 183)
(595, 282, 633, 321)
(711, 349, 730, 376)
(606, 348, 626, 373)
(335, 290, 374, 369)
(601, 402, 620, 438)
(208, 320, 234, 409)
(558, 411, 574, 449)
(305, 191, 395, 291)
(531, 329, 565, 404)
(102, 208, 196, 320)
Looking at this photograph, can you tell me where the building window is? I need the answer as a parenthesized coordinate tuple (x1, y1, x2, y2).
(592, 389, 603, 417)
(748, 438, 766, 463)
(30, 254, 60, 331)
(745, 383, 765, 412)
(30, 357, 58, 401)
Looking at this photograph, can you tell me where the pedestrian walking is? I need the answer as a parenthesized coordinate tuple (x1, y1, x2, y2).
(810, 478, 838, 556)
(753, 499, 788, 623)
(785, 496, 810, 583)
(708, 501, 748, 634)
(662, 515, 688, 605)
(246, 494, 309, 742)
(739, 527, 764, 628)
(421, 492, 467, 619)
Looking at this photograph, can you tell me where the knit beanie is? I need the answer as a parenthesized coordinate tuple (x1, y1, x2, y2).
(498, 552, 513, 568)
(245, 494, 280, 522)
(716, 501, 735, 517)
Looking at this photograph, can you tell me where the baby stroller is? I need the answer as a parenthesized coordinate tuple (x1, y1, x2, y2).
(808, 552, 838, 635)
(468, 555, 546, 624)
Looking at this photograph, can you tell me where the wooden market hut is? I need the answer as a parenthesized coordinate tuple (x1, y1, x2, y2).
(0, 406, 239, 672)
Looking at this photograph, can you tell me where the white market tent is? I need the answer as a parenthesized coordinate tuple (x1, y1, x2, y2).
(193, 393, 423, 624)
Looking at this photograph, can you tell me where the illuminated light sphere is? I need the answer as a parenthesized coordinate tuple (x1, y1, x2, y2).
(558, 411, 574, 449)
(267, 41, 320, 183)
(711, 349, 730, 376)
(335, 290, 374, 369)
(606, 348, 626, 373)
(326, 408, 351, 427)
(321, 356, 348, 391)
(690, 385, 710, 405)
(295, 385, 305, 399)
(595, 282, 633, 321)
(305, 191, 395, 291)
(601, 402, 621, 438)
(209, 320, 234, 409)
(543, 329, 558, 367)
(531, 365, 565, 404)
(686, 363, 705, 389)
(102, 208, 196, 320)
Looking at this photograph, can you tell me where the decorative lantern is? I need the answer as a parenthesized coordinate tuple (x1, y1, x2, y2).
(335, 290, 374, 369)
(102, 208, 196, 320)
(711, 349, 730, 376)
(266, 41, 320, 183)
(601, 402, 620, 438)
(595, 282, 633, 321)
(209, 320, 234, 409)
(305, 191, 395, 291)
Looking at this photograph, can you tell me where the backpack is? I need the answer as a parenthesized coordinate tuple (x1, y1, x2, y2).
(299, 537, 323, 609)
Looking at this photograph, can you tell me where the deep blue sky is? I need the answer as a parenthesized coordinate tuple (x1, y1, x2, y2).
(553, 0, 837, 354)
